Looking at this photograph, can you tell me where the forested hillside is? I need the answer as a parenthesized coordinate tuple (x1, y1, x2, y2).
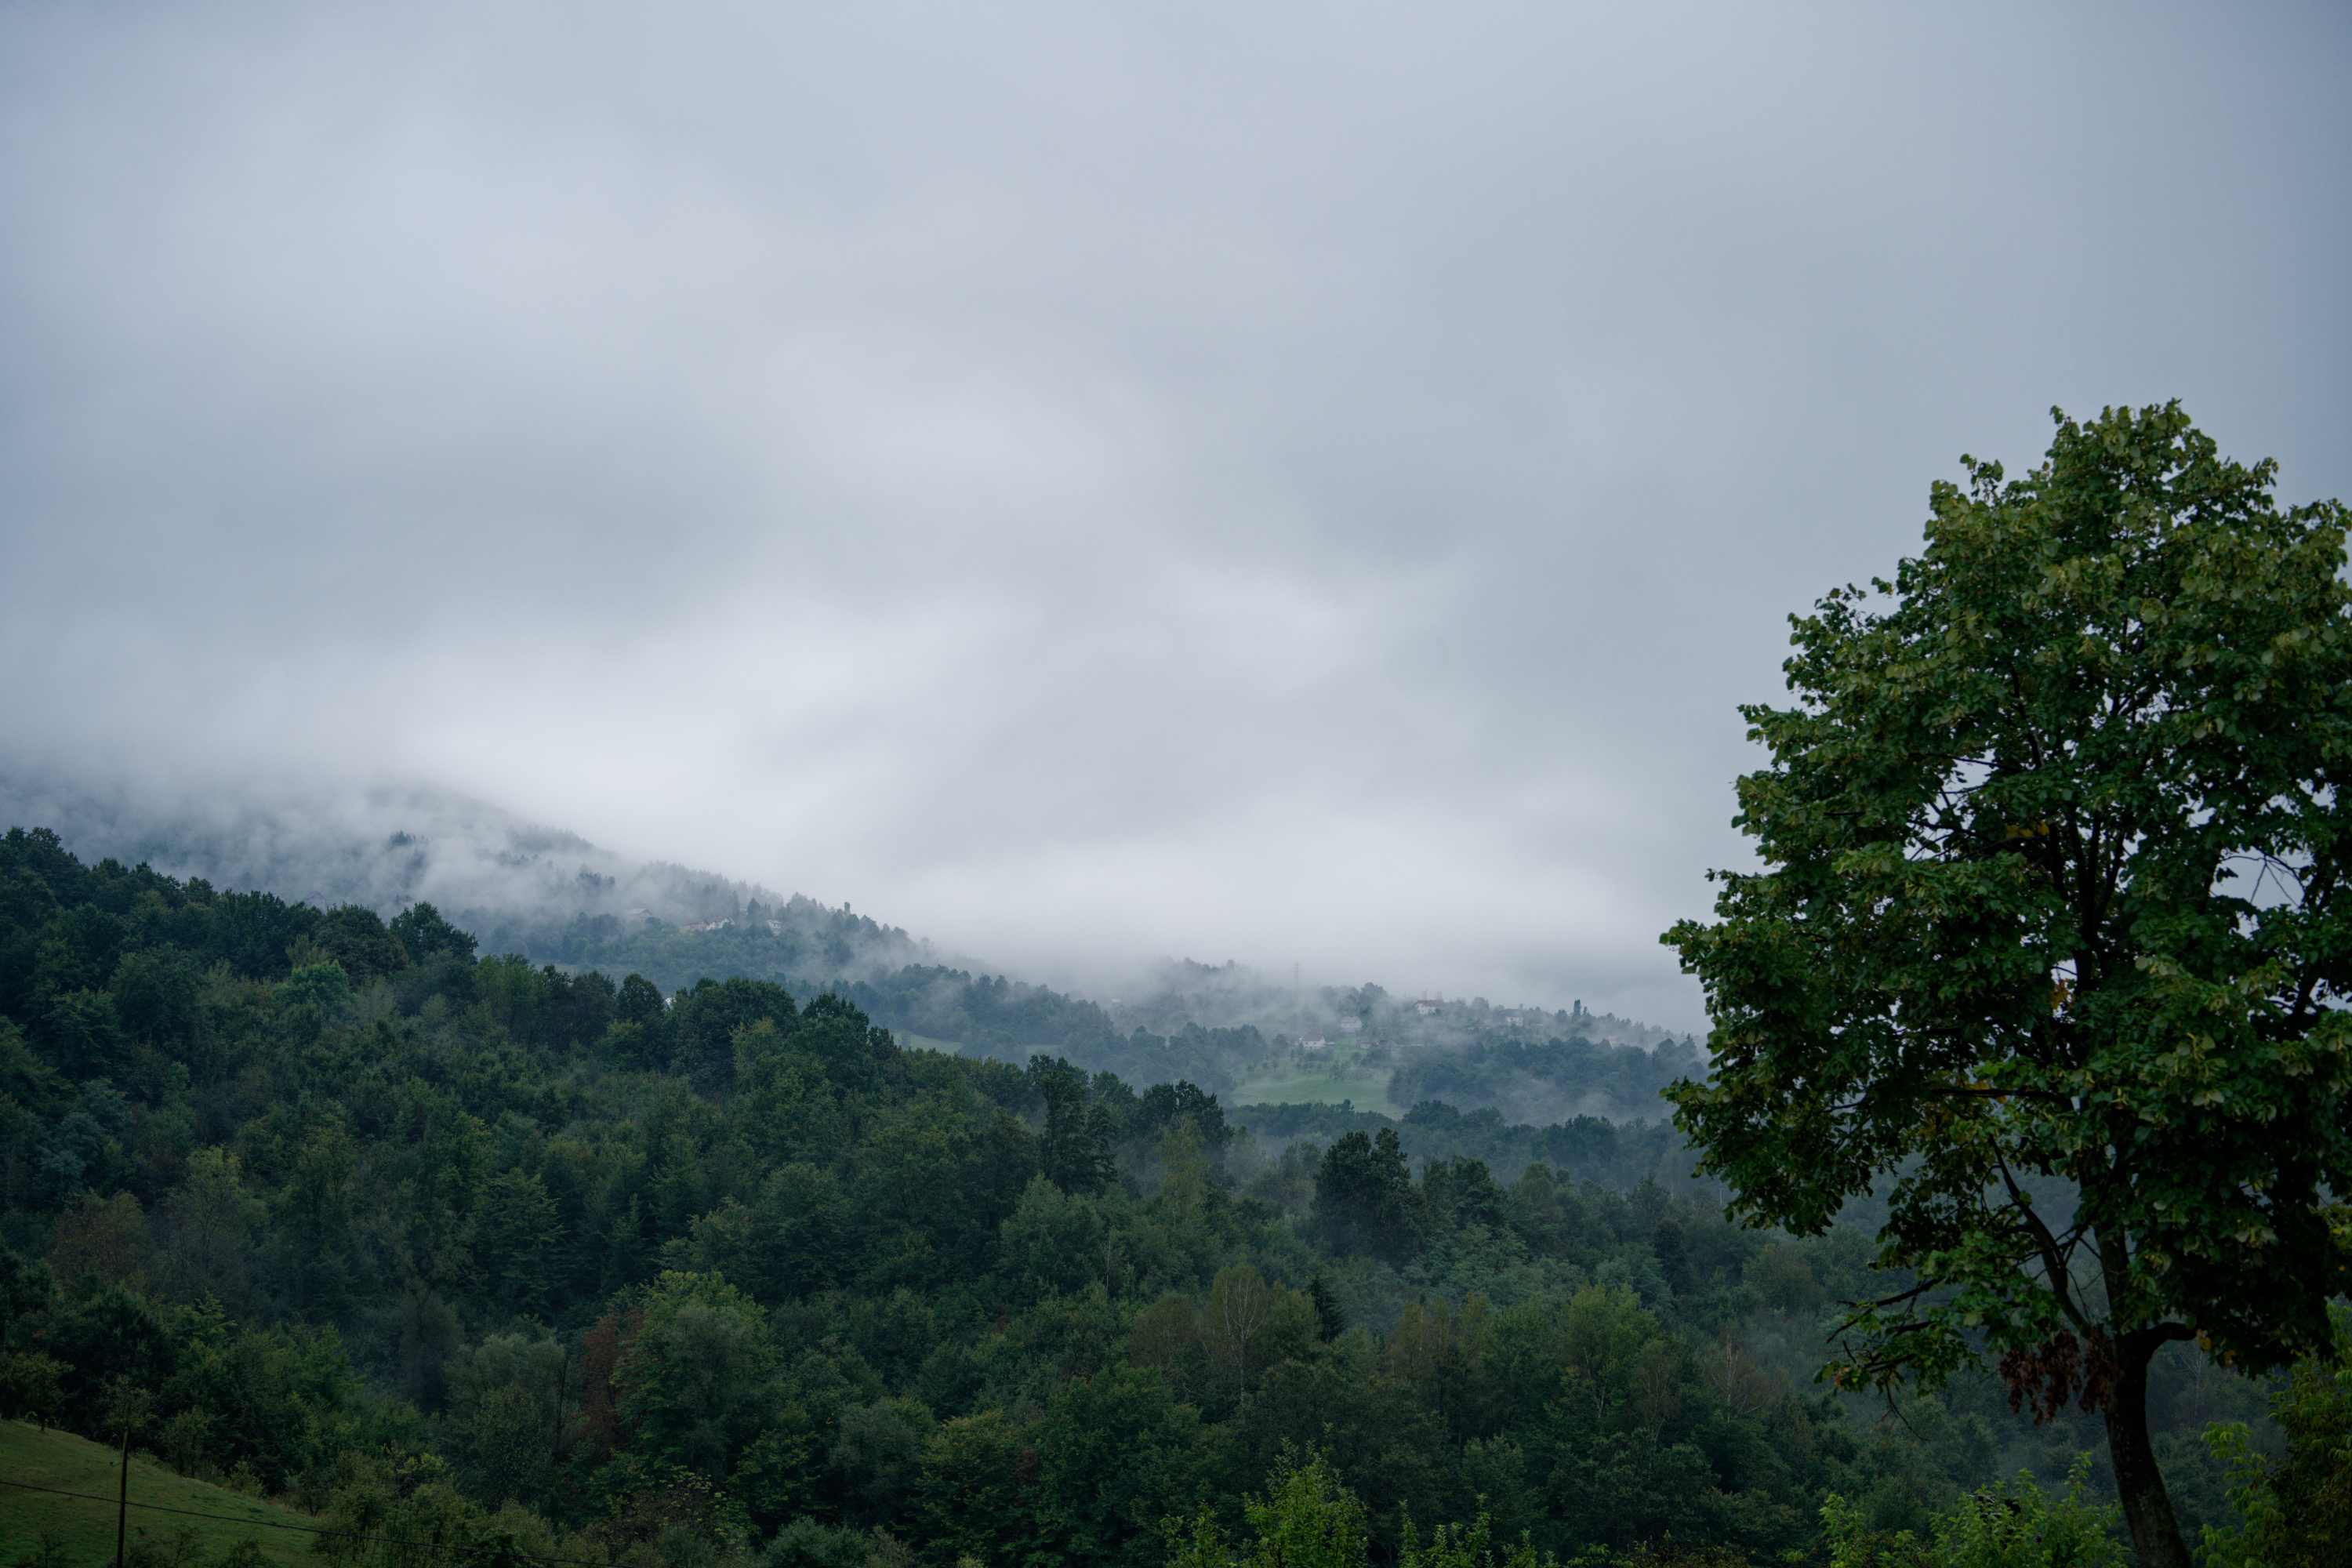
(0, 774, 1696, 1119)
(2, 823, 2328, 1568)
(0, 772, 938, 984)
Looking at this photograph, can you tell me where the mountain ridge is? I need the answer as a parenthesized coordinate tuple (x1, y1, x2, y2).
(0, 771, 1695, 1114)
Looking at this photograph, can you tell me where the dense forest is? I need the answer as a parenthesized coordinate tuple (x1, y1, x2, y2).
(0, 774, 1692, 1120)
(539, 926, 1691, 1123)
(4, 823, 2340, 1568)
(1382, 1038, 1703, 1128)
(0, 775, 898, 971)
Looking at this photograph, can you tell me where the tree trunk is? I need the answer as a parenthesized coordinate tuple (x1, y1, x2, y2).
(2103, 1341, 2192, 1568)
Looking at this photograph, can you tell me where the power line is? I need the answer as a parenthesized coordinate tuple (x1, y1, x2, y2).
(0, 1475, 606, 1566)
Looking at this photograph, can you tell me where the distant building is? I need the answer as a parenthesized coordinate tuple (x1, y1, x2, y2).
(1414, 997, 1441, 1016)
(1301, 1036, 1330, 1051)
(1338, 1016, 1364, 1034)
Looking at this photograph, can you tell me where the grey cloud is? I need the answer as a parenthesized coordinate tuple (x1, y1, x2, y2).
(3, 2, 2347, 1028)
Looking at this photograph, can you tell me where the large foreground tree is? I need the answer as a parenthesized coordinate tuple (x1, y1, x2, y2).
(1664, 403, 2351, 1567)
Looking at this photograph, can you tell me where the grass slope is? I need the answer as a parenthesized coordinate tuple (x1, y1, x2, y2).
(894, 1029, 1406, 1115)
(1234, 1044, 1401, 1117)
(0, 1421, 319, 1566)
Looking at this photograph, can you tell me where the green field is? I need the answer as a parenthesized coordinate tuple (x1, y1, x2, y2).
(1233, 1044, 1400, 1116)
(0, 1421, 321, 1566)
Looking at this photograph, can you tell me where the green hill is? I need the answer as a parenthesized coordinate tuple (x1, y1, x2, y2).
(1232, 1040, 1402, 1116)
(0, 1421, 319, 1567)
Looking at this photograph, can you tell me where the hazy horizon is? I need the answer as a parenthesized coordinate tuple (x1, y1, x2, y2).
(5, 3, 2347, 1029)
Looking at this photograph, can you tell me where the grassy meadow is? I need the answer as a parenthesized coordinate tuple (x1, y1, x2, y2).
(0, 1421, 320, 1567)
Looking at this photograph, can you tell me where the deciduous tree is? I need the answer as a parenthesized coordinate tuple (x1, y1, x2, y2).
(1666, 404, 2352, 1567)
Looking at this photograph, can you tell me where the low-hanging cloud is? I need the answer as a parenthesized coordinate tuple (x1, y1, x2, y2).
(3, 2, 2347, 1028)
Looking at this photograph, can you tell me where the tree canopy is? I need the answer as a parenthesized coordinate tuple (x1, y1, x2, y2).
(1666, 402, 2352, 1567)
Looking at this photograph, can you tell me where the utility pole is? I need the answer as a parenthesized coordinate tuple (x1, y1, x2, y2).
(100, 1380, 150, 1568)
(114, 1419, 129, 1568)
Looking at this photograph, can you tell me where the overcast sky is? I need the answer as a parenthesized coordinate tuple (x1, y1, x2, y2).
(2, 2, 2347, 1025)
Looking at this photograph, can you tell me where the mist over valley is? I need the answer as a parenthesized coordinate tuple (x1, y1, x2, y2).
(2, 6, 2346, 1566)
(0, 766, 1694, 1125)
